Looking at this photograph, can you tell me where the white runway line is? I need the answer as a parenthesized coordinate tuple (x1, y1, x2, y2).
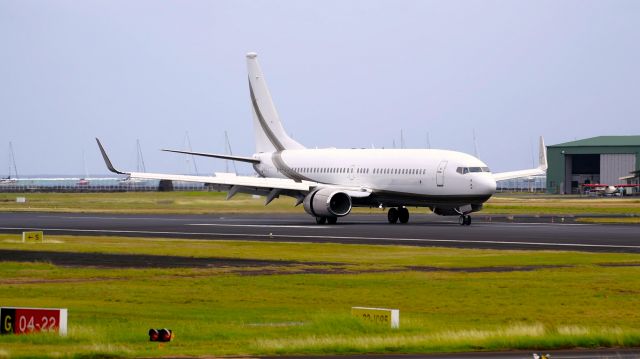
(188, 224, 334, 229)
(1, 226, 639, 250)
(36, 215, 313, 224)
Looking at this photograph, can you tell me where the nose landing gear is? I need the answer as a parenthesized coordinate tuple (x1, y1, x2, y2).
(458, 215, 472, 226)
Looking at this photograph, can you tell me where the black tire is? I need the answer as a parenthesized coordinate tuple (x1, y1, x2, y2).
(148, 328, 159, 342)
(315, 216, 327, 225)
(158, 328, 171, 342)
(327, 217, 338, 224)
(398, 207, 409, 223)
(464, 215, 472, 226)
(387, 208, 399, 224)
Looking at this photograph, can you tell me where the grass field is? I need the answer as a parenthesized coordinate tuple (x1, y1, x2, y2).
(2, 234, 640, 358)
(1, 191, 639, 216)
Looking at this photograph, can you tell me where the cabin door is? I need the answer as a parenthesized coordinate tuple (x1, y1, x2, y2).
(436, 160, 447, 187)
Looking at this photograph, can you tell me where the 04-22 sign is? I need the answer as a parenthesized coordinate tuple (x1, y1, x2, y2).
(1, 307, 68, 336)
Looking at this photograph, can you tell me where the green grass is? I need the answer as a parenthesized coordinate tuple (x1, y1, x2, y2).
(483, 195, 640, 215)
(2, 234, 640, 357)
(576, 217, 640, 224)
(1, 192, 640, 216)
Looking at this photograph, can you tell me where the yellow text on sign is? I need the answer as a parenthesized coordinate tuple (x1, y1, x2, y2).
(22, 231, 44, 243)
(351, 307, 399, 328)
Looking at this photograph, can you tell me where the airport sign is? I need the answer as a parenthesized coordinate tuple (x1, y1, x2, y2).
(1, 307, 67, 336)
(351, 307, 399, 328)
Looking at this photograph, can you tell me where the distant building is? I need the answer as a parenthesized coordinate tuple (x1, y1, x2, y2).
(546, 136, 640, 194)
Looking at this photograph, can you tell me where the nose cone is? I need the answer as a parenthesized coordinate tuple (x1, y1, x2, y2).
(476, 175, 497, 195)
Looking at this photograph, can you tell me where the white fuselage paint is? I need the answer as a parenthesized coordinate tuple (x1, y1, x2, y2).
(253, 148, 497, 208)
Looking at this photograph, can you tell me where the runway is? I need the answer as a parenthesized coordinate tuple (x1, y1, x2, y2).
(0, 212, 639, 253)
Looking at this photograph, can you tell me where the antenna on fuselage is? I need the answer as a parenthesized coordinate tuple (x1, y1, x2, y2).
(426, 132, 431, 149)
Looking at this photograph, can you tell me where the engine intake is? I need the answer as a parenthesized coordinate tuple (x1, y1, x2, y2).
(303, 188, 352, 217)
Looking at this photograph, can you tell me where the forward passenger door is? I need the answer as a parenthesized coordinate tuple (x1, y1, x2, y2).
(436, 161, 447, 187)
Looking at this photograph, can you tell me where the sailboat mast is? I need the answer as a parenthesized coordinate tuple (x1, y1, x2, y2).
(224, 131, 237, 174)
(136, 139, 146, 172)
(9, 142, 17, 178)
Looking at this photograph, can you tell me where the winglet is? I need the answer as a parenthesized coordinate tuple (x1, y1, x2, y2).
(95, 138, 127, 175)
(538, 136, 548, 171)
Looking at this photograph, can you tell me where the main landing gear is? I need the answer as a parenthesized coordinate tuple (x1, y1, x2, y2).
(315, 216, 337, 225)
(387, 207, 409, 224)
(458, 215, 472, 226)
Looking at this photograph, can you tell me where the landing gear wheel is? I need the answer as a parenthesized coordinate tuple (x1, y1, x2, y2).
(327, 217, 338, 224)
(459, 215, 471, 226)
(315, 216, 327, 225)
(398, 207, 410, 224)
(387, 208, 399, 224)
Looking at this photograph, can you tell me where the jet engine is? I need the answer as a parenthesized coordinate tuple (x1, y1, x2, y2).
(303, 188, 352, 217)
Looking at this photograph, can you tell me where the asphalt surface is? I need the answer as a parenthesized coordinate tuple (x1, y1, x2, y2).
(0, 212, 639, 253)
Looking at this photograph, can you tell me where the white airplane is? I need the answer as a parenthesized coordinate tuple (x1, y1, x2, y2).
(97, 52, 547, 226)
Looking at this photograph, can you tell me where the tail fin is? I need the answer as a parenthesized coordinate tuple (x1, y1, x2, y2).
(538, 136, 547, 170)
(246, 52, 305, 153)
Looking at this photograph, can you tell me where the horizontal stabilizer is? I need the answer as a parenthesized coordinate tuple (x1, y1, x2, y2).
(162, 149, 260, 164)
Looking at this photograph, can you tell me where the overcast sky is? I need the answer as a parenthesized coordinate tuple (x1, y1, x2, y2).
(1, 0, 639, 176)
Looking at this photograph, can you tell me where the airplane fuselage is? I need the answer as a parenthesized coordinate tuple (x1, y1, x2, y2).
(253, 148, 497, 210)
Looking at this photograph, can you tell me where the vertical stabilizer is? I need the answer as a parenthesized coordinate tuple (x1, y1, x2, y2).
(538, 136, 547, 170)
(246, 52, 305, 153)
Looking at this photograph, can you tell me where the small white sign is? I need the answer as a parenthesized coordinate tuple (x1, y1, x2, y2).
(16, 197, 26, 203)
(351, 307, 399, 328)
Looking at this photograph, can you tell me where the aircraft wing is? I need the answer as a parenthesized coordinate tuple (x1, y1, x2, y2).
(125, 171, 312, 191)
(493, 136, 548, 182)
(492, 167, 546, 182)
(96, 138, 314, 197)
(97, 138, 374, 205)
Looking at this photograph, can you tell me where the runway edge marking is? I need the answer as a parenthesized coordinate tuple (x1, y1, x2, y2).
(0, 226, 639, 250)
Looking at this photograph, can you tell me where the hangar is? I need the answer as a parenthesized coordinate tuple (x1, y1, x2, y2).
(546, 136, 640, 194)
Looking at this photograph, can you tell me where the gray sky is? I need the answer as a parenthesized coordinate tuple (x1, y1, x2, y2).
(1, 0, 639, 176)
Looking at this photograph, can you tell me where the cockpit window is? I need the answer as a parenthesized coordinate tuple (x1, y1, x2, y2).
(457, 166, 491, 174)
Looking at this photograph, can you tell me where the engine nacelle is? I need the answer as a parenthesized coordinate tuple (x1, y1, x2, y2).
(303, 188, 352, 217)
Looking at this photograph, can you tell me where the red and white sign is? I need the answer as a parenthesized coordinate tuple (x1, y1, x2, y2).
(1, 307, 67, 336)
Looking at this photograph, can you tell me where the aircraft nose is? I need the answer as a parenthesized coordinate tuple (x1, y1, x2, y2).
(476, 175, 497, 195)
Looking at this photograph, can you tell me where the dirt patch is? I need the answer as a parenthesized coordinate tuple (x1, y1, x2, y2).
(598, 262, 640, 267)
(405, 265, 570, 273)
(0, 249, 333, 269)
(0, 277, 121, 285)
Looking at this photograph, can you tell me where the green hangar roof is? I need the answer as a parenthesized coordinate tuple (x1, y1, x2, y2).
(550, 136, 640, 148)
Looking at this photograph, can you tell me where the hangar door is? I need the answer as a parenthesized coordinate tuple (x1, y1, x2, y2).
(600, 154, 636, 184)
